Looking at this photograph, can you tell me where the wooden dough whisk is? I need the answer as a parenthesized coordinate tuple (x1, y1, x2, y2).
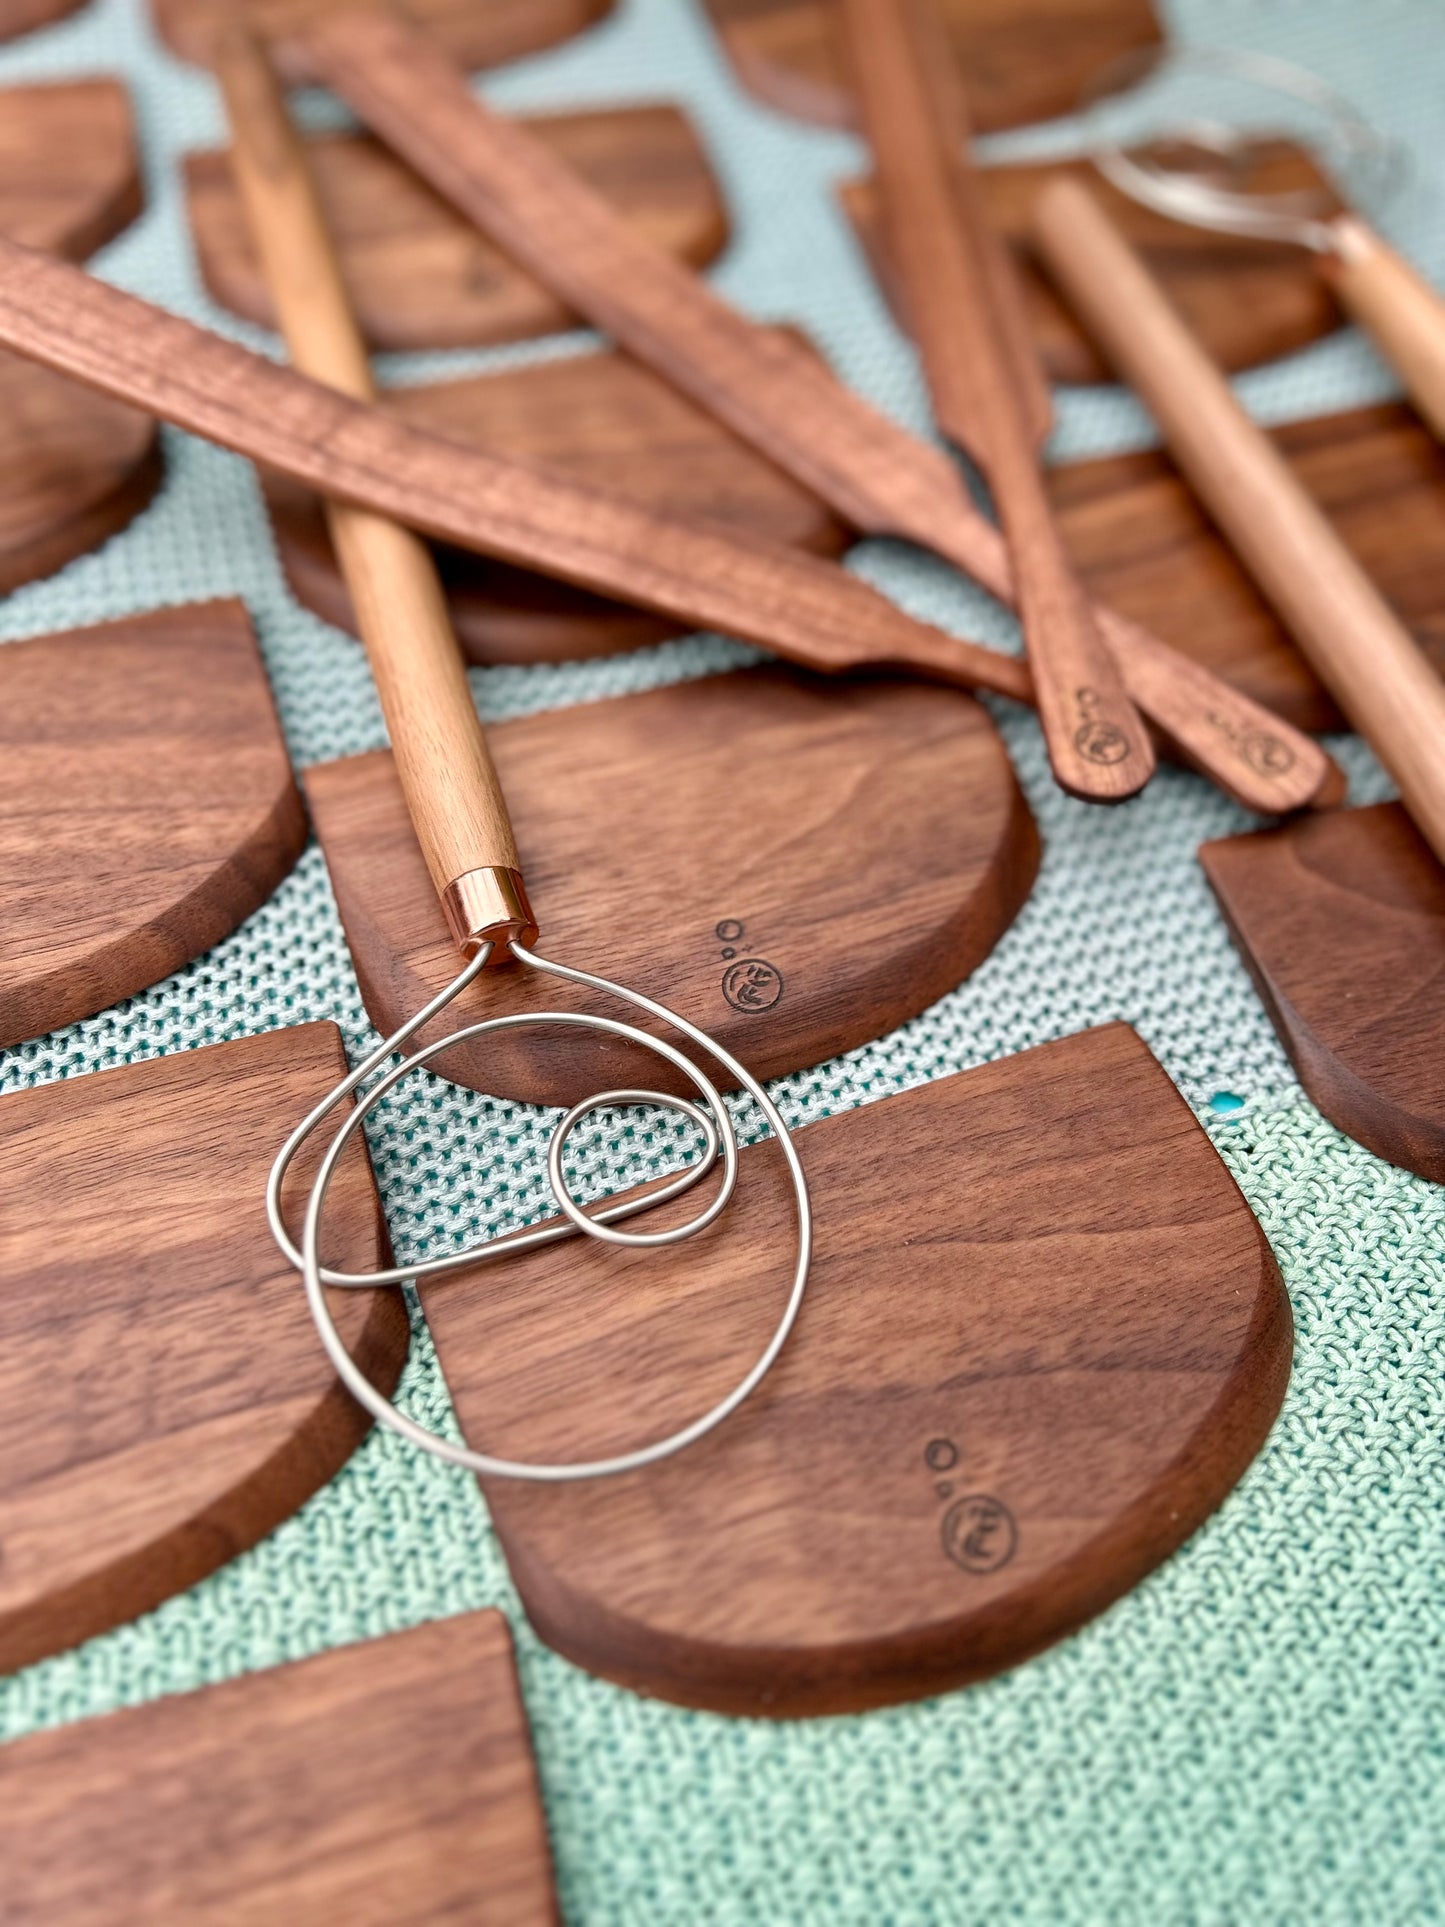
(219, 33, 812, 1480)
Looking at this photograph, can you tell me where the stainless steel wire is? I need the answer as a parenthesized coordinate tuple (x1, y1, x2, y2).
(1080, 45, 1399, 253)
(267, 941, 812, 1482)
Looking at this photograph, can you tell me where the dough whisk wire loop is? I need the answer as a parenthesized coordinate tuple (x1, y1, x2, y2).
(222, 29, 813, 1483)
(266, 941, 812, 1483)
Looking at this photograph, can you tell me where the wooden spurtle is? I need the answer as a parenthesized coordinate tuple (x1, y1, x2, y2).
(839, 0, 1152, 802)
(291, 6, 1336, 817)
(0, 230, 1024, 700)
(0, 234, 1334, 812)
(1034, 179, 1445, 868)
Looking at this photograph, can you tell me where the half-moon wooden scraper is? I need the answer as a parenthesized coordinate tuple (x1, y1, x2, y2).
(1201, 803, 1445, 1183)
(0, 77, 159, 594)
(0, 1612, 558, 1925)
(0, 1022, 407, 1674)
(186, 102, 729, 351)
(293, 7, 1338, 818)
(304, 664, 1039, 1107)
(0, 601, 306, 1049)
(700, 0, 1161, 134)
(420, 1023, 1291, 1715)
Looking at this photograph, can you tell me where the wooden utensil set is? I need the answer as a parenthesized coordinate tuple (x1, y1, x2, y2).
(1, 0, 1440, 1909)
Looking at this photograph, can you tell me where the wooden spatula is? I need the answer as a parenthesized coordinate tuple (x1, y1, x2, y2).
(0, 1022, 405, 1674)
(0, 228, 1334, 813)
(290, 6, 1334, 817)
(1034, 178, 1445, 868)
(1201, 802, 1445, 1184)
(839, 0, 1152, 801)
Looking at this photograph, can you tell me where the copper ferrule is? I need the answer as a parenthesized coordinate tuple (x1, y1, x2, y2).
(440, 866, 538, 962)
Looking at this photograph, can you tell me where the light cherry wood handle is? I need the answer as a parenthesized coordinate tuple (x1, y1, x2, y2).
(296, 6, 1336, 817)
(1322, 215, 1445, 446)
(1034, 177, 1445, 864)
(217, 31, 529, 953)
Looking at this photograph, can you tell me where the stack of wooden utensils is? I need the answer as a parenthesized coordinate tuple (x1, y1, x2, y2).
(1, 0, 1441, 1914)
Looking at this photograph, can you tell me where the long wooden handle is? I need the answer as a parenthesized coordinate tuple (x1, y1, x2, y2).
(1322, 215, 1445, 446)
(839, 0, 1152, 803)
(217, 31, 530, 957)
(297, 6, 1334, 817)
(1035, 177, 1445, 864)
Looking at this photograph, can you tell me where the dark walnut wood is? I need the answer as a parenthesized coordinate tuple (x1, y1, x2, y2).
(0, 79, 142, 261)
(0, 346, 162, 593)
(0, 234, 1029, 709)
(418, 1022, 1291, 1716)
(292, 9, 1333, 818)
(0, 0, 86, 42)
(188, 105, 728, 353)
(0, 79, 156, 592)
(1049, 402, 1445, 734)
(0, 602, 307, 1049)
(0, 1022, 408, 1675)
(304, 665, 1039, 1107)
(703, 0, 1160, 132)
(1201, 803, 1445, 1183)
(0, 348, 161, 594)
(0, 1612, 558, 1926)
(266, 345, 848, 664)
(842, 143, 1345, 386)
(153, 0, 612, 73)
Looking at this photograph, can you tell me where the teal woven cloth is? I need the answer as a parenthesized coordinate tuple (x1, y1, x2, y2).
(1, 0, 1442, 1920)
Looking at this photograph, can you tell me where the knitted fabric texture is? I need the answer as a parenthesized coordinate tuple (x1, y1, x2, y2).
(1, 0, 1442, 1921)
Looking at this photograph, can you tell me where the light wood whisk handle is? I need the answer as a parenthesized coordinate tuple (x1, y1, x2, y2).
(1322, 215, 1445, 447)
(1033, 177, 1445, 868)
(216, 29, 534, 957)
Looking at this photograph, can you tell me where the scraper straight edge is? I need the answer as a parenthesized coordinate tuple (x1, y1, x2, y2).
(0, 234, 1333, 815)
(294, 5, 1338, 818)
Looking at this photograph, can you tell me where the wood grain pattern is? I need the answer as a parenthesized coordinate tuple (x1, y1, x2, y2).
(0, 601, 306, 1048)
(417, 1023, 1290, 1715)
(0, 1022, 408, 1675)
(0, 233, 1043, 713)
(299, 10, 1335, 817)
(0, 0, 87, 44)
(0, 78, 142, 262)
(266, 346, 848, 664)
(1035, 178, 1445, 864)
(841, 0, 1152, 803)
(701, 0, 1161, 133)
(1048, 402, 1445, 735)
(303, 665, 1039, 1107)
(841, 143, 1345, 386)
(1201, 804, 1445, 1183)
(188, 105, 728, 353)
(0, 1612, 558, 1926)
(0, 349, 160, 596)
(152, 0, 612, 74)
(220, 26, 523, 921)
(1322, 215, 1445, 446)
(0, 78, 157, 592)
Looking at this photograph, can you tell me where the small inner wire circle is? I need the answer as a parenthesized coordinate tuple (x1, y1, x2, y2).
(266, 941, 811, 1482)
